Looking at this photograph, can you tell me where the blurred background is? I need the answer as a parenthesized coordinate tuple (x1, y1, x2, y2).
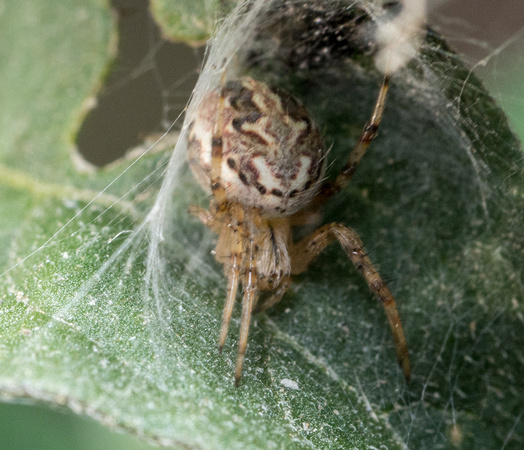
(1, 0, 522, 449)
(431, 0, 524, 141)
(75, 0, 524, 168)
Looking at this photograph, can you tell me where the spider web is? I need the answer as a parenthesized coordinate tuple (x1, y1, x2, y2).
(1, 0, 523, 448)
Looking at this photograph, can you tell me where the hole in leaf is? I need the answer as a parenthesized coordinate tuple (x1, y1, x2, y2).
(76, 0, 203, 166)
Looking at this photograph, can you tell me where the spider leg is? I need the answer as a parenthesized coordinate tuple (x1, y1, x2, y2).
(204, 75, 246, 358)
(215, 203, 245, 353)
(253, 276, 292, 314)
(218, 247, 241, 353)
(291, 223, 410, 381)
(188, 205, 218, 229)
(316, 75, 390, 202)
(235, 232, 259, 386)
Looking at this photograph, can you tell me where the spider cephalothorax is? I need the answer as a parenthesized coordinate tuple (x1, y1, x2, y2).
(187, 74, 410, 386)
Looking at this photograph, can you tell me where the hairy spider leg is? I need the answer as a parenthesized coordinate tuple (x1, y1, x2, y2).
(188, 202, 248, 368)
(217, 206, 242, 353)
(188, 203, 243, 355)
(235, 217, 260, 386)
(254, 276, 292, 314)
(316, 75, 390, 202)
(290, 222, 410, 381)
(187, 205, 219, 231)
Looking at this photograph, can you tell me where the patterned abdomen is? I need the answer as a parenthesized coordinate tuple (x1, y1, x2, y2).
(188, 77, 326, 216)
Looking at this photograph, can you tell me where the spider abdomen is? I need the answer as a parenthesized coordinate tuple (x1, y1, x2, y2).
(188, 77, 326, 216)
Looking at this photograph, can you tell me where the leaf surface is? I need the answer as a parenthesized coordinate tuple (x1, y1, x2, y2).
(1, 1, 523, 449)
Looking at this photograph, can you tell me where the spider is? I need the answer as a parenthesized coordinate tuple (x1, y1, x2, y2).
(187, 74, 410, 386)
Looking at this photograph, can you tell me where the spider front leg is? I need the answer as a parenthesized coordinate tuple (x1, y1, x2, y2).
(235, 233, 259, 386)
(217, 213, 243, 355)
(191, 203, 245, 355)
(291, 223, 410, 381)
(193, 200, 262, 385)
(253, 276, 292, 314)
(316, 74, 390, 203)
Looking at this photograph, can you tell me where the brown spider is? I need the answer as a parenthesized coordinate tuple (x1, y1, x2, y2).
(187, 75, 410, 385)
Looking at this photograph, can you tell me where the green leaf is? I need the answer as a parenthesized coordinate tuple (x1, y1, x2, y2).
(1, 1, 523, 449)
(150, 0, 236, 44)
